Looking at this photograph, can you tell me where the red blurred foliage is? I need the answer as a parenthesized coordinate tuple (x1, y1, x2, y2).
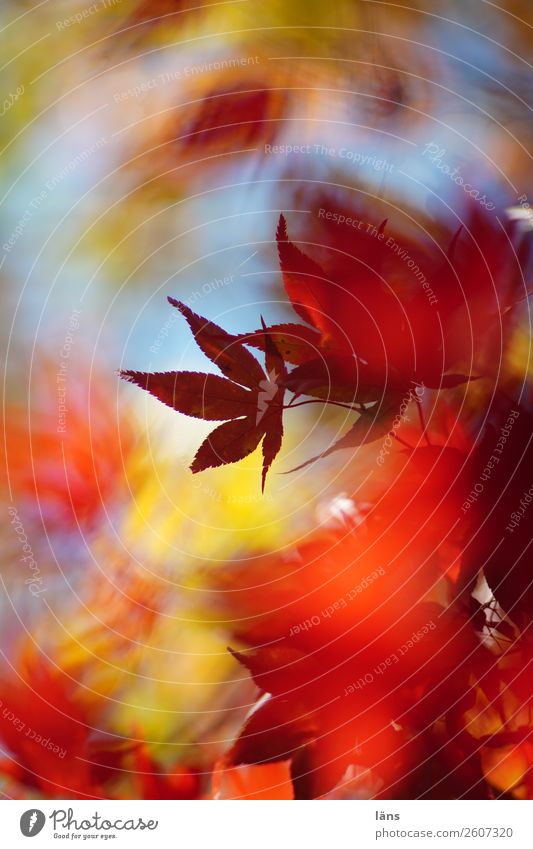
(179, 84, 284, 153)
(127, 71, 290, 195)
(2, 361, 135, 529)
(212, 761, 294, 800)
(212, 445, 532, 797)
(0, 644, 115, 798)
(0, 642, 206, 800)
(131, 743, 203, 800)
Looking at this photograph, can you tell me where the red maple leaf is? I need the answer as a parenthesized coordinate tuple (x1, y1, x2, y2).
(274, 213, 477, 389)
(120, 300, 286, 490)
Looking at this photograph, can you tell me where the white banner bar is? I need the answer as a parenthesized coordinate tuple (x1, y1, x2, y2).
(1, 800, 532, 848)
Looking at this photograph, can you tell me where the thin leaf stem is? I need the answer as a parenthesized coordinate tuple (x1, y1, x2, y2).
(390, 431, 414, 450)
(415, 396, 432, 446)
(284, 399, 363, 413)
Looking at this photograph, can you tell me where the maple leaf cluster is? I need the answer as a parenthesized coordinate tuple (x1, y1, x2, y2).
(120, 203, 532, 799)
(0, 202, 530, 801)
(120, 203, 524, 485)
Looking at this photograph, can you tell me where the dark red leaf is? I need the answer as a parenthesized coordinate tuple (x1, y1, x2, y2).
(168, 297, 265, 388)
(290, 730, 354, 799)
(120, 370, 254, 419)
(240, 323, 321, 365)
(492, 620, 515, 642)
(262, 317, 285, 382)
(287, 391, 405, 472)
(437, 373, 478, 389)
(229, 645, 309, 696)
(191, 417, 264, 472)
(262, 416, 283, 492)
(276, 214, 333, 336)
(284, 356, 404, 404)
(228, 695, 316, 766)
(258, 320, 286, 490)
